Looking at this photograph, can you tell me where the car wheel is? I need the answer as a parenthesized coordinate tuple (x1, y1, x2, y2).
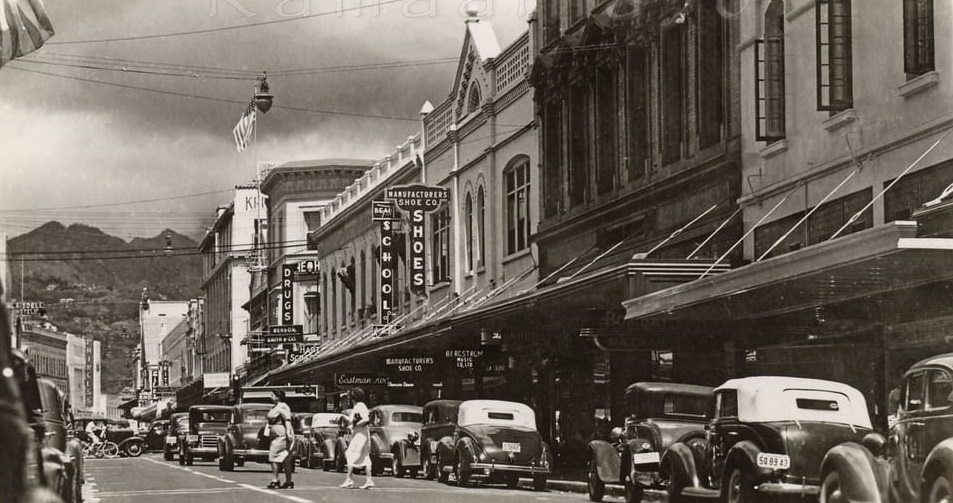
(164, 446, 173, 461)
(236, 458, 244, 467)
(928, 473, 953, 503)
(437, 453, 449, 483)
(587, 460, 605, 502)
(533, 475, 547, 492)
(624, 475, 644, 503)
(505, 473, 520, 489)
(421, 453, 434, 480)
(392, 450, 405, 478)
(724, 467, 754, 503)
(302, 446, 312, 469)
(819, 470, 844, 503)
(185, 453, 193, 466)
(124, 441, 143, 458)
(219, 445, 234, 472)
(455, 449, 472, 487)
(178, 448, 185, 466)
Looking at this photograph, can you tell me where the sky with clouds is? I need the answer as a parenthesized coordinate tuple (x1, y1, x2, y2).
(0, 0, 535, 240)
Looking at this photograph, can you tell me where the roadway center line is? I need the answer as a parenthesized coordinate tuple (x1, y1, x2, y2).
(141, 457, 313, 503)
(237, 483, 313, 503)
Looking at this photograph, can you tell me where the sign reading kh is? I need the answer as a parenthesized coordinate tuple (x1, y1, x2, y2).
(384, 184, 450, 297)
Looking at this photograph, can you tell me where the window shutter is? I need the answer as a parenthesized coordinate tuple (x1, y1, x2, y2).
(626, 47, 648, 181)
(816, 0, 853, 111)
(755, 39, 786, 142)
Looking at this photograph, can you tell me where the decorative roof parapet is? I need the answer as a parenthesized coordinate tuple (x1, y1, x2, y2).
(320, 133, 422, 225)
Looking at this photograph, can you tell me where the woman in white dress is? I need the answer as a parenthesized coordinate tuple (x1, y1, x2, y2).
(266, 390, 295, 489)
(339, 387, 373, 489)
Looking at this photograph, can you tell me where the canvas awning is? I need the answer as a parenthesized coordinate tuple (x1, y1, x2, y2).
(623, 221, 953, 325)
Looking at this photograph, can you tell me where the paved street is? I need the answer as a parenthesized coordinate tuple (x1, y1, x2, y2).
(82, 454, 643, 503)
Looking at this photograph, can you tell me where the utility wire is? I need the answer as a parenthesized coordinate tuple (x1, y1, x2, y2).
(0, 189, 233, 212)
(4, 238, 310, 257)
(47, 0, 407, 45)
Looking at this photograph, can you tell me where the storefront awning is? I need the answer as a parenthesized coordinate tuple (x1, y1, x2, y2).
(623, 221, 953, 322)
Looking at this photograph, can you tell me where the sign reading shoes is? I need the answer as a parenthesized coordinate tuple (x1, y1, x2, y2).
(384, 184, 449, 296)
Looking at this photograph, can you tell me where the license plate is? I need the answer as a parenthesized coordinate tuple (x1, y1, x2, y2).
(632, 452, 660, 465)
(187, 435, 198, 443)
(756, 453, 790, 469)
(502, 442, 521, 453)
(165, 436, 177, 444)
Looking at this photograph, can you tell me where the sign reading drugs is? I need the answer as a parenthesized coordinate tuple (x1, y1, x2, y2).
(385, 185, 450, 213)
(281, 264, 295, 324)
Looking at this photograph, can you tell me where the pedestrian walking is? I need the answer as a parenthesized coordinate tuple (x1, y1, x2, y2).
(339, 387, 373, 489)
(266, 390, 295, 489)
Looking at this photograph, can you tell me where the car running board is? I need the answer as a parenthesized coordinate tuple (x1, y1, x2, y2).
(680, 487, 721, 499)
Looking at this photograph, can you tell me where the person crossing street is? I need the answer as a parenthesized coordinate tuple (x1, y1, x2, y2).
(339, 387, 373, 490)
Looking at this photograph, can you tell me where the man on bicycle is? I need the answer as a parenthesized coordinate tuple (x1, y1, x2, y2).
(86, 420, 105, 446)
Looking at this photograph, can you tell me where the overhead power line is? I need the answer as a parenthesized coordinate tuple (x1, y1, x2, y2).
(0, 189, 234, 212)
(4, 238, 310, 257)
(47, 0, 406, 45)
(6, 65, 420, 122)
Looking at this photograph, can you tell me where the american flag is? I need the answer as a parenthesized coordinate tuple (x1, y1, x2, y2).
(0, 0, 55, 69)
(233, 99, 256, 152)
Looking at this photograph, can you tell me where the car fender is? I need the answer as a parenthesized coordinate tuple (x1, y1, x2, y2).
(40, 447, 67, 495)
(819, 442, 886, 503)
(396, 439, 421, 466)
(724, 440, 765, 478)
(923, 438, 953, 494)
(455, 436, 478, 463)
(323, 438, 335, 458)
(588, 440, 621, 483)
(370, 433, 386, 458)
(117, 436, 144, 449)
(661, 442, 703, 491)
(436, 435, 455, 467)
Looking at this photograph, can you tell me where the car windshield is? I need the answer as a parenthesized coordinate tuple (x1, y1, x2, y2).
(627, 392, 709, 419)
(391, 412, 422, 423)
(311, 414, 342, 427)
(175, 417, 188, 428)
(193, 410, 230, 424)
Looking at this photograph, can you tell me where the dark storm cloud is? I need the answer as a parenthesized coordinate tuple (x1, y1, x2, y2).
(0, 0, 534, 238)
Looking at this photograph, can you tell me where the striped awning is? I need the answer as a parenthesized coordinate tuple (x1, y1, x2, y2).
(0, 0, 54, 69)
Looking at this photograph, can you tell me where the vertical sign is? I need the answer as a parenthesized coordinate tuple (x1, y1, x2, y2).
(384, 185, 449, 297)
(150, 367, 159, 389)
(373, 201, 398, 325)
(409, 210, 426, 296)
(161, 363, 170, 386)
(83, 336, 94, 408)
(281, 264, 295, 324)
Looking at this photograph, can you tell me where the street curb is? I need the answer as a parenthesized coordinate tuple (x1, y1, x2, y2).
(521, 479, 666, 501)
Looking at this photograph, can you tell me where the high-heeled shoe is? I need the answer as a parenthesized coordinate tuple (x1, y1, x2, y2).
(280, 481, 295, 489)
(267, 481, 280, 489)
(339, 480, 355, 489)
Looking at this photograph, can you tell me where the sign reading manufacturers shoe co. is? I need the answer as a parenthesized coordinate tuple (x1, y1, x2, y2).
(384, 184, 449, 296)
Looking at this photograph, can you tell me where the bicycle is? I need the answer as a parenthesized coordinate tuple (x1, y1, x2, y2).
(82, 440, 120, 459)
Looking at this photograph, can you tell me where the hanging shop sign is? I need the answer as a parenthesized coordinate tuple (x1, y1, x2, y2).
(445, 349, 485, 370)
(83, 336, 94, 408)
(334, 373, 391, 387)
(372, 200, 399, 222)
(160, 362, 170, 386)
(384, 184, 449, 296)
(265, 325, 304, 344)
(380, 217, 396, 325)
(297, 260, 317, 274)
(281, 264, 295, 324)
(13, 301, 46, 316)
(204, 372, 230, 389)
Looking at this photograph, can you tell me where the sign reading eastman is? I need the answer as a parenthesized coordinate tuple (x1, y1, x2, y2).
(335, 373, 390, 386)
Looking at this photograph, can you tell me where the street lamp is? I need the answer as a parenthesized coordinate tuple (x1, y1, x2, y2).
(254, 73, 274, 113)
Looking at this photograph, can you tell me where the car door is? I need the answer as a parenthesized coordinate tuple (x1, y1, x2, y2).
(919, 368, 953, 494)
(895, 370, 927, 500)
(707, 389, 738, 488)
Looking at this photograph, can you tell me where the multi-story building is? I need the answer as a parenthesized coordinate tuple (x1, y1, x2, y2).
(21, 322, 69, 392)
(136, 300, 188, 403)
(623, 0, 953, 429)
(199, 185, 266, 376)
(267, 12, 539, 409)
(66, 333, 103, 416)
(160, 317, 191, 387)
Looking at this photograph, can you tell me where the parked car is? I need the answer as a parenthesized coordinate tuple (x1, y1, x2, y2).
(218, 403, 272, 471)
(164, 413, 188, 461)
(37, 378, 83, 503)
(435, 399, 551, 490)
(331, 409, 353, 472)
(421, 400, 461, 481)
(588, 382, 713, 503)
(369, 405, 423, 477)
(296, 412, 346, 470)
(143, 419, 169, 452)
(663, 376, 874, 502)
(819, 353, 953, 503)
(180, 405, 230, 465)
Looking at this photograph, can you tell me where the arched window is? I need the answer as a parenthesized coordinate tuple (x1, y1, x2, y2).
(477, 186, 486, 266)
(465, 193, 474, 271)
(504, 157, 531, 255)
(758, 0, 786, 141)
(468, 83, 482, 115)
(360, 250, 367, 315)
(349, 257, 356, 322)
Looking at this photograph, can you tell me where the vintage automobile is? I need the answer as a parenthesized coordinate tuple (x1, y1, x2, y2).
(296, 412, 346, 471)
(663, 376, 874, 502)
(421, 400, 462, 481)
(74, 417, 145, 458)
(588, 382, 713, 503)
(164, 412, 188, 461)
(180, 405, 231, 465)
(331, 408, 354, 472)
(143, 419, 169, 452)
(435, 399, 552, 490)
(218, 403, 272, 471)
(37, 377, 83, 503)
(369, 405, 423, 477)
(818, 353, 953, 503)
